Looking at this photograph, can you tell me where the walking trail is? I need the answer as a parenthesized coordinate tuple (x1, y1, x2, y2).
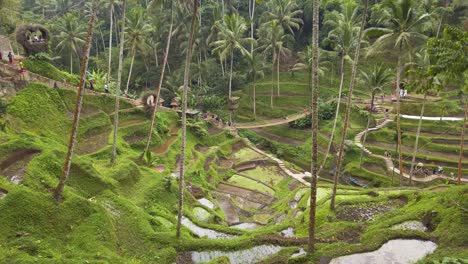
(235, 110, 310, 129)
(354, 118, 468, 183)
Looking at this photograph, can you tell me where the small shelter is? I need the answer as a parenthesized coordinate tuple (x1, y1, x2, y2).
(171, 97, 181, 110)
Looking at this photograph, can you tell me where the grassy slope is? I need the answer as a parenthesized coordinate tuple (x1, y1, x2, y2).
(0, 83, 467, 264)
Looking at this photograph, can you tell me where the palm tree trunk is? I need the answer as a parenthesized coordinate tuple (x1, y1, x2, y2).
(250, 0, 256, 54)
(70, 51, 73, 74)
(253, 73, 256, 120)
(141, 1, 174, 159)
(111, 0, 127, 164)
(270, 49, 275, 108)
(106, 5, 114, 86)
(319, 55, 345, 174)
(54, 3, 97, 200)
(458, 100, 467, 185)
(277, 51, 280, 97)
(228, 50, 234, 124)
(330, 0, 369, 211)
(221, 58, 225, 76)
(409, 92, 427, 184)
(396, 51, 404, 186)
(125, 47, 136, 95)
(228, 50, 233, 99)
(359, 114, 372, 169)
(308, 0, 320, 254)
(177, 0, 198, 239)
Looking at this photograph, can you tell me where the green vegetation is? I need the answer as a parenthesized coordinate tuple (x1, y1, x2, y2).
(0, 0, 466, 263)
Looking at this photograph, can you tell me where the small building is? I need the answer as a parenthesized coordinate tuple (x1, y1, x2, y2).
(171, 97, 181, 110)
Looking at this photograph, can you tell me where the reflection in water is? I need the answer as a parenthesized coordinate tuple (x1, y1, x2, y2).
(191, 245, 283, 264)
(181, 216, 236, 239)
(330, 239, 437, 264)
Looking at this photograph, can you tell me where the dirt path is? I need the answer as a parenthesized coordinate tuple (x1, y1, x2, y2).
(235, 110, 310, 129)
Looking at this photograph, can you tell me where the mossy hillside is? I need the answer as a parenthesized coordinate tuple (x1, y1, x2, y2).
(23, 58, 80, 86)
(5, 83, 71, 143)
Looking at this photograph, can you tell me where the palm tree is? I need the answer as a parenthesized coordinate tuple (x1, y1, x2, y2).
(110, 0, 127, 164)
(358, 64, 393, 169)
(141, 0, 175, 160)
(293, 45, 328, 105)
(211, 14, 253, 99)
(308, 0, 319, 254)
(54, 1, 98, 200)
(246, 52, 265, 120)
(56, 13, 87, 74)
(367, 0, 429, 185)
(406, 51, 441, 183)
(124, 8, 151, 95)
(361, 64, 393, 112)
(330, 0, 370, 211)
(176, 0, 199, 239)
(104, 0, 121, 87)
(320, 3, 362, 173)
(263, 0, 303, 36)
(258, 20, 289, 107)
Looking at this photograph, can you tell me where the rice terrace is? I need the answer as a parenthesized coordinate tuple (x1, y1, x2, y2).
(0, 0, 467, 263)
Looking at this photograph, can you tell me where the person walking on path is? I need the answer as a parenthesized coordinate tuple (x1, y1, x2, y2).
(0, 51, 3, 61)
(7, 52, 13, 64)
(19, 61, 24, 73)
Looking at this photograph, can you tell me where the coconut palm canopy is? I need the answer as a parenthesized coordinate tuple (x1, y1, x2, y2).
(15, 24, 50, 55)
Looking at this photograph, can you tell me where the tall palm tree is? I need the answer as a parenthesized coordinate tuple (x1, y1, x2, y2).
(330, 0, 369, 211)
(176, 0, 199, 239)
(358, 64, 393, 169)
(111, 0, 127, 164)
(258, 20, 290, 107)
(320, 3, 362, 173)
(367, 0, 429, 185)
(56, 13, 87, 74)
(104, 0, 121, 87)
(54, 1, 98, 200)
(211, 14, 253, 99)
(141, 0, 175, 159)
(124, 7, 151, 95)
(308, 0, 319, 254)
(263, 0, 303, 36)
(246, 52, 265, 120)
(407, 51, 441, 183)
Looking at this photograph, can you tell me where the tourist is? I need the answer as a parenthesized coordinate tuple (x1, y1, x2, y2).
(432, 168, 436, 175)
(423, 169, 430, 177)
(437, 165, 443, 174)
(0, 51, 2, 61)
(404, 90, 408, 97)
(104, 83, 109, 93)
(19, 61, 24, 73)
(7, 52, 13, 64)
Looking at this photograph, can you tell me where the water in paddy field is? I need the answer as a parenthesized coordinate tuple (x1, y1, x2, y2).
(230, 222, 261, 230)
(181, 216, 236, 239)
(191, 245, 283, 264)
(329, 239, 437, 264)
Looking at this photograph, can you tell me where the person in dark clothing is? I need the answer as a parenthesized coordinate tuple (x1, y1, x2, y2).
(7, 52, 13, 64)
(0, 52, 3, 61)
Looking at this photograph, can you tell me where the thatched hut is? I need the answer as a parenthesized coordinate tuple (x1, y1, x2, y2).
(15, 24, 49, 56)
